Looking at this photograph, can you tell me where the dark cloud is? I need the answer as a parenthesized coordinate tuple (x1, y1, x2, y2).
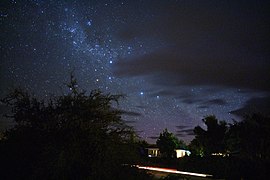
(202, 99, 227, 106)
(176, 129, 195, 137)
(114, 49, 270, 91)
(181, 97, 203, 105)
(150, 90, 179, 98)
(176, 129, 195, 136)
(197, 105, 209, 109)
(117, 28, 139, 41)
(176, 125, 195, 137)
(177, 91, 206, 105)
(175, 125, 190, 129)
(148, 136, 159, 140)
(231, 96, 270, 117)
(114, 1, 270, 92)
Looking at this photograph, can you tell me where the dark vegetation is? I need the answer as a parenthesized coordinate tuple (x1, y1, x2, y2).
(154, 115, 270, 179)
(189, 114, 270, 160)
(0, 74, 269, 179)
(0, 74, 151, 179)
(157, 128, 187, 159)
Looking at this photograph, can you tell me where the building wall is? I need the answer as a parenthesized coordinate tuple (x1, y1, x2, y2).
(146, 148, 191, 158)
(175, 149, 191, 158)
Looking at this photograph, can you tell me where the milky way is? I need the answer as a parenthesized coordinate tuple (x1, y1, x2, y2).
(1, 0, 270, 143)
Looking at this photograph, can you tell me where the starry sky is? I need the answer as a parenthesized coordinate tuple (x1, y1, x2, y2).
(1, 0, 270, 143)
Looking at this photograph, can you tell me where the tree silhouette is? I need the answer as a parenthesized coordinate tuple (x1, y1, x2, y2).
(227, 113, 270, 160)
(0, 74, 141, 179)
(190, 115, 228, 156)
(156, 128, 184, 158)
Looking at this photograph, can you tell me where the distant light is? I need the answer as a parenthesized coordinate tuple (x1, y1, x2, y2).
(108, 76, 112, 80)
(109, 60, 113, 64)
(156, 95, 160, 99)
(96, 79, 99, 82)
(140, 92, 144, 95)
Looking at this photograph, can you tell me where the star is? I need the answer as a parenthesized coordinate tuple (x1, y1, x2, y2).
(1, 0, 269, 145)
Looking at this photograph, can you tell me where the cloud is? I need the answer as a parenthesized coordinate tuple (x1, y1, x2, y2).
(114, 1, 270, 92)
(176, 125, 195, 137)
(197, 105, 209, 109)
(177, 129, 195, 135)
(135, 105, 147, 109)
(114, 49, 270, 91)
(204, 99, 227, 106)
(230, 96, 270, 117)
(148, 136, 159, 140)
(149, 90, 180, 98)
(175, 125, 190, 129)
(176, 130, 195, 137)
(178, 94, 226, 107)
(181, 97, 203, 105)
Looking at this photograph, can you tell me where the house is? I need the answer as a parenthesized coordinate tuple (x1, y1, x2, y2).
(175, 149, 191, 158)
(146, 146, 191, 158)
(146, 147, 160, 157)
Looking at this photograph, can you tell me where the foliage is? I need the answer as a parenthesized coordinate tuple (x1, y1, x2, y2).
(177, 155, 270, 179)
(187, 113, 270, 179)
(227, 113, 270, 160)
(156, 128, 184, 158)
(0, 74, 142, 179)
(190, 115, 228, 156)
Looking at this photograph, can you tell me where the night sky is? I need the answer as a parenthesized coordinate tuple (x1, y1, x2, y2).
(1, 0, 270, 143)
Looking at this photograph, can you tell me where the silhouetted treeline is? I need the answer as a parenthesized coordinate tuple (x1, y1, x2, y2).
(156, 128, 187, 158)
(0, 75, 151, 179)
(1, 75, 270, 179)
(183, 114, 270, 179)
(189, 114, 270, 160)
(147, 115, 270, 179)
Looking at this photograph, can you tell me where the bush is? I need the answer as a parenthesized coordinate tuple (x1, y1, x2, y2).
(0, 75, 141, 179)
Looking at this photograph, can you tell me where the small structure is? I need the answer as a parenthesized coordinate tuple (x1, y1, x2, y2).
(146, 147, 160, 157)
(175, 149, 191, 158)
(146, 146, 191, 158)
